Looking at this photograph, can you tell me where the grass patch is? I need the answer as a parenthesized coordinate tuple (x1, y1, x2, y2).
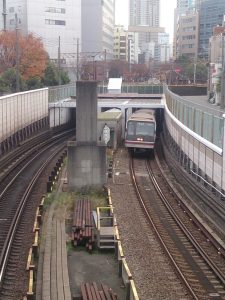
(74, 187, 108, 209)
(43, 193, 56, 210)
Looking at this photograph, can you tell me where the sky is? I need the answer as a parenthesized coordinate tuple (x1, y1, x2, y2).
(115, 0, 177, 43)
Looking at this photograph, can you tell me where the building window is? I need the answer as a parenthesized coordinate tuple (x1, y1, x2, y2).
(45, 19, 66, 25)
(46, 7, 66, 13)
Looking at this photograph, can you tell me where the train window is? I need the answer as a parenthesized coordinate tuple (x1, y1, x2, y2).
(127, 122, 135, 135)
(136, 122, 155, 135)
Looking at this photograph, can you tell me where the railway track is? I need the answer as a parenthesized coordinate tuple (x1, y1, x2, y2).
(131, 152, 225, 299)
(0, 131, 72, 300)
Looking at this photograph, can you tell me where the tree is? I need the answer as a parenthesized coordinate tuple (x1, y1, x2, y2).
(108, 60, 129, 78)
(42, 61, 70, 86)
(175, 55, 208, 84)
(0, 68, 26, 94)
(0, 31, 48, 80)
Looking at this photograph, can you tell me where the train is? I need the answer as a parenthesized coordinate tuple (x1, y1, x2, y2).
(124, 109, 156, 151)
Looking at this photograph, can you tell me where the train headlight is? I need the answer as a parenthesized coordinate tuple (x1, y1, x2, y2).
(137, 137, 143, 141)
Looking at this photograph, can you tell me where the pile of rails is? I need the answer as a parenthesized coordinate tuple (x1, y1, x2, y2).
(72, 199, 95, 252)
(81, 282, 118, 300)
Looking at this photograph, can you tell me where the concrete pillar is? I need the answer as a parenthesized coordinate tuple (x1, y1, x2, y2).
(68, 81, 107, 190)
(222, 114, 225, 191)
(76, 81, 97, 144)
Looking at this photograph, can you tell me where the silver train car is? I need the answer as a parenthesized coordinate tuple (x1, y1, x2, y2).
(125, 109, 156, 150)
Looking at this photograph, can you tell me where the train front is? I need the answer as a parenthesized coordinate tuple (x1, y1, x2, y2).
(125, 117, 156, 151)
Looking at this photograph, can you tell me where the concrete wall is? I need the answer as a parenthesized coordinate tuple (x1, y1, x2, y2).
(49, 107, 73, 128)
(169, 85, 207, 96)
(0, 88, 48, 143)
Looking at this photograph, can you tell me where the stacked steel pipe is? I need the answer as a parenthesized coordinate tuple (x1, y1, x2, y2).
(81, 282, 118, 300)
(72, 199, 95, 252)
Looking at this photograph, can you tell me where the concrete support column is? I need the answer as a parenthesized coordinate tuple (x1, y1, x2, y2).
(76, 81, 97, 144)
(68, 81, 107, 190)
(222, 114, 225, 190)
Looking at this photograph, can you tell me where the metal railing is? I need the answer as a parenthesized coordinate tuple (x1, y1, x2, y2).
(164, 85, 224, 148)
(48, 83, 163, 103)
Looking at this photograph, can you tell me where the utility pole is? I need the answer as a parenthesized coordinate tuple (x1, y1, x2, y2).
(3, 0, 6, 30)
(58, 36, 61, 86)
(76, 38, 79, 81)
(104, 49, 106, 81)
(221, 34, 225, 109)
(193, 61, 196, 84)
(15, 13, 20, 92)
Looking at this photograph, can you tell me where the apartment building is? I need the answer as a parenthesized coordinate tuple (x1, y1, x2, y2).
(176, 11, 199, 60)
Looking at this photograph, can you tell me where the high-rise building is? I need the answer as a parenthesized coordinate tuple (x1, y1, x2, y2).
(198, 0, 225, 59)
(129, 0, 160, 27)
(128, 0, 165, 63)
(81, 0, 115, 58)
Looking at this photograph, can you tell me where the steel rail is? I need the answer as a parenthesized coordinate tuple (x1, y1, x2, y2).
(129, 156, 199, 300)
(146, 158, 225, 287)
(0, 139, 67, 285)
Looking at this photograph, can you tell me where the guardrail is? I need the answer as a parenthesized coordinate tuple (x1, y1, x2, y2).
(164, 85, 224, 148)
(48, 83, 164, 103)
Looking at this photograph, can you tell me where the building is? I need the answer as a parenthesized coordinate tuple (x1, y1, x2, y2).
(198, 0, 225, 60)
(209, 26, 225, 64)
(0, 0, 7, 30)
(6, 0, 115, 80)
(7, 0, 81, 61)
(155, 33, 171, 63)
(129, 0, 160, 27)
(114, 25, 128, 61)
(113, 25, 139, 64)
(129, 0, 165, 64)
(176, 11, 199, 60)
(173, 0, 197, 59)
(127, 31, 139, 64)
(81, 0, 115, 58)
(208, 25, 225, 104)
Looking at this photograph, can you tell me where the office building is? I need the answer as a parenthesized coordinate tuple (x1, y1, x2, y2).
(7, 0, 81, 62)
(81, 0, 115, 58)
(198, 0, 225, 59)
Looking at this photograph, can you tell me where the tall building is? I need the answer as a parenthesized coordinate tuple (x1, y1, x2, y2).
(7, 0, 81, 61)
(81, 0, 115, 57)
(198, 0, 225, 59)
(129, 0, 160, 27)
(128, 0, 165, 63)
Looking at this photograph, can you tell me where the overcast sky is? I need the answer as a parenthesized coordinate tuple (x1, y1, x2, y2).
(115, 0, 177, 42)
